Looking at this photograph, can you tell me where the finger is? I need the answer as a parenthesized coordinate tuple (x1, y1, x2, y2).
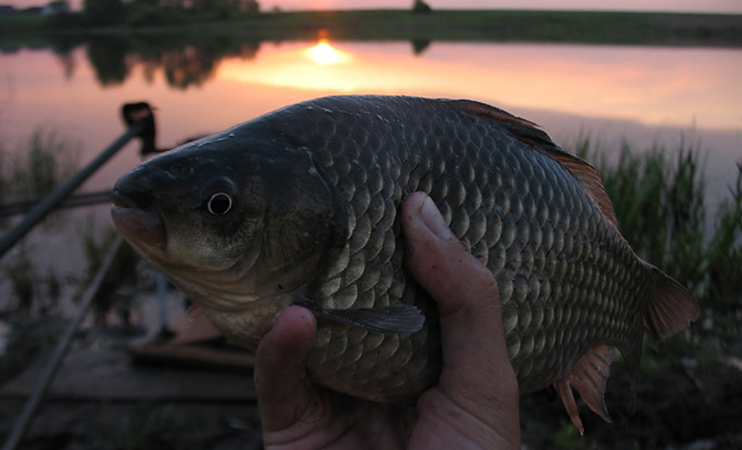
(254, 305, 317, 432)
(401, 192, 517, 401)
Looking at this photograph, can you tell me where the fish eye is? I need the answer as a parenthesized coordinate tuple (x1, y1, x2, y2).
(207, 193, 233, 216)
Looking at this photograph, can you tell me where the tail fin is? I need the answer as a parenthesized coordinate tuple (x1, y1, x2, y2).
(620, 265, 700, 411)
(613, 265, 699, 419)
(552, 269, 698, 434)
(644, 267, 700, 342)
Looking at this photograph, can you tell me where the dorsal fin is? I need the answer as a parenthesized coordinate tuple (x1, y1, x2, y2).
(446, 99, 555, 150)
(544, 149, 619, 228)
(448, 99, 619, 228)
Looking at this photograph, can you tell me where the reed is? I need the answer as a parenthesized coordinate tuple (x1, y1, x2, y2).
(571, 136, 742, 341)
(78, 215, 141, 325)
(704, 161, 742, 336)
(3, 127, 80, 202)
(0, 141, 6, 205)
(4, 249, 36, 312)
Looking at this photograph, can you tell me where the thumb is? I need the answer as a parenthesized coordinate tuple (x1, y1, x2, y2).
(401, 192, 517, 406)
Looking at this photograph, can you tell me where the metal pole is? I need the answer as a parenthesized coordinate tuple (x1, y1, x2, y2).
(0, 120, 145, 258)
(157, 274, 167, 331)
(1, 236, 124, 450)
(0, 189, 114, 219)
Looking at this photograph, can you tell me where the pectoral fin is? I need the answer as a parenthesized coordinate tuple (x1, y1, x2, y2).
(293, 298, 425, 334)
(186, 305, 203, 319)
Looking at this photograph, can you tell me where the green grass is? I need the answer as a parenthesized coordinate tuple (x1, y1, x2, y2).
(0, 140, 6, 206)
(553, 421, 586, 450)
(121, 403, 188, 450)
(0, 127, 80, 203)
(79, 215, 120, 278)
(705, 162, 742, 307)
(4, 250, 36, 311)
(0, 128, 80, 311)
(77, 216, 140, 325)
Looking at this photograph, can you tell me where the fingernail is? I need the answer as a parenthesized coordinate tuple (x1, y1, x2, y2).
(419, 196, 452, 240)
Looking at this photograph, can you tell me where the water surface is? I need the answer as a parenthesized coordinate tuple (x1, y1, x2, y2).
(0, 37, 740, 312)
(1, 38, 739, 192)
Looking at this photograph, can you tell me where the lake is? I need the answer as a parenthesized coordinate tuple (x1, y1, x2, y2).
(0, 36, 740, 315)
(2, 38, 740, 192)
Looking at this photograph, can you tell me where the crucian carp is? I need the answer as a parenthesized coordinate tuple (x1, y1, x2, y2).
(111, 95, 699, 433)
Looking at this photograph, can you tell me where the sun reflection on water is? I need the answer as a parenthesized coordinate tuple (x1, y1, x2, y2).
(305, 39, 353, 65)
(214, 41, 742, 130)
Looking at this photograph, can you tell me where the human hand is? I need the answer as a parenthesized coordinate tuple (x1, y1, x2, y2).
(254, 192, 520, 449)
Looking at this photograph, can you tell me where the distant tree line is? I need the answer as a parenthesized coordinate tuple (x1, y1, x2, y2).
(412, 0, 432, 14)
(75, 0, 259, 27)
(45, 0, 433, 28)
(82, 34, 261, 89)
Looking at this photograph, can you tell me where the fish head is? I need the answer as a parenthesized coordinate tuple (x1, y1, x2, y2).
(111, 126, 340, 314)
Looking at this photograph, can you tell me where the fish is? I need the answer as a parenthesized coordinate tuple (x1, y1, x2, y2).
(111, 95, 699, 432)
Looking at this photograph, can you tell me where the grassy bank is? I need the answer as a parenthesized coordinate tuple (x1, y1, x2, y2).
(230, 10, 742, 45)
(2, 9, 742, 47)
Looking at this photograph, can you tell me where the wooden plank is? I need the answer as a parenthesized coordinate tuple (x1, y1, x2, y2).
(0, 349, 255, 402)
(127, 315, 256, 371)
(128, 343, 255, 371)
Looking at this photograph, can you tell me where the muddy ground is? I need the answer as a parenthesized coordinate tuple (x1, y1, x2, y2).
(0, 317, 740, 450)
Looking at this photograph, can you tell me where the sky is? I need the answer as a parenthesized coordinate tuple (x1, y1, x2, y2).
(5, 0, 742, 14)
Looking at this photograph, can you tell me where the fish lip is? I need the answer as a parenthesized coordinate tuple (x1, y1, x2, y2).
(111, 194, 167, 251)
(112, 189, 135, 208)
(112, 188, 155, 211)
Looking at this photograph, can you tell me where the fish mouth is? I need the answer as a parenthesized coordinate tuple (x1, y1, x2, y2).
(111, 189, 167, 250)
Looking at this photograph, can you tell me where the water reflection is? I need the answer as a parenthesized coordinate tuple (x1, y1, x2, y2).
(411, 39, 432, 55)
(1, 35, 739, 199)
(217, 40, 742, 130)
(19, 35, 740, 131)
(87, 37, 130, 86)
(78, 36, 261, 90)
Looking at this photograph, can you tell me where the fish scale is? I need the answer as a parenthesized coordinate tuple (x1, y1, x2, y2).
(269, 96, 630, 397)
(112, 95, 698, 430)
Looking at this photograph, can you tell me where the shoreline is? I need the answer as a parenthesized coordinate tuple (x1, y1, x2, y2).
(2, 10, 741, 47)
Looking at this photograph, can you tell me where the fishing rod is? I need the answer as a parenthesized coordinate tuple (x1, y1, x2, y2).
(0, 103, 154, 258)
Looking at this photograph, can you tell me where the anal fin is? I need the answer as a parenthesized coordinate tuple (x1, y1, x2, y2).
(553, 345, 617, 435)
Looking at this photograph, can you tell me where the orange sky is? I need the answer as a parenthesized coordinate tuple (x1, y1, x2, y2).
(266, 0, 742, 13)
(6, 0, 742, 13)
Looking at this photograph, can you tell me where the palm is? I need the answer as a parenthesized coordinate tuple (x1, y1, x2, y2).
(255, 304, 518, 450)
(254, 193, 520, 450)
(262, 387, 410, 450)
